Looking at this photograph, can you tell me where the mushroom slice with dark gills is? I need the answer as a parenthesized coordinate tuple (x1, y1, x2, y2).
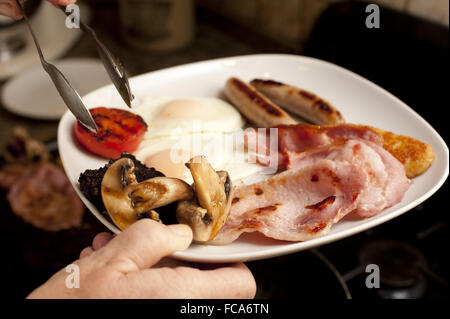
(176, 156, 233, 242)
(101, 158, 194, 230)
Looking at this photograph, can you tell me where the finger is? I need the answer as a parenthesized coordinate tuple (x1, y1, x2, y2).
(98, 219, 193, 273)
(79, 246, 94, 259)
(92, 232, 114, 250)
(136, 262, 257, 299)
(47, 0, 76, 6)
(0, 1, 21, 19)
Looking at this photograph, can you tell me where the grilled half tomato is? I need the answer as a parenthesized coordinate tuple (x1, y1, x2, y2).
(75, 107, 147, 159)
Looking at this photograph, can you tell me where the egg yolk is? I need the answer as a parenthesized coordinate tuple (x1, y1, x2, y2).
(144, 148, 192, 181)
(155, 99, 214, 120)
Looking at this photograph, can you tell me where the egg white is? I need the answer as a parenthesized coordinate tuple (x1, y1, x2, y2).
(133, 96, 264, 184)
(134, 96, 245, 138)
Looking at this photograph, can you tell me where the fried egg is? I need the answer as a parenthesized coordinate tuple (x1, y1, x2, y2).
(133, 97, 264, 184)
(134, 96, 245, 138)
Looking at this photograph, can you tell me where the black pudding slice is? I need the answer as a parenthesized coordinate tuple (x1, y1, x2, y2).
(78, 153, 178, 225)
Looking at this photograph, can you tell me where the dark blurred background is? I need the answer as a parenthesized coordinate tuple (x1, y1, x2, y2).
(0, 0, 448, 299)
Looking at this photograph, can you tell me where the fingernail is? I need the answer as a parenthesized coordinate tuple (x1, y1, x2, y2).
(168, 224, 193, 237)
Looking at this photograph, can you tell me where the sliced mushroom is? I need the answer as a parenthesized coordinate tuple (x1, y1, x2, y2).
(176, 200, 210, 239)
(101, 158, 193, 230)
(217, 170, 232, 198)
(176, 156, 233, 242)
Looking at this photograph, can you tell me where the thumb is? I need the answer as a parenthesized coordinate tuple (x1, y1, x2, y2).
(99, 219, 192, 273)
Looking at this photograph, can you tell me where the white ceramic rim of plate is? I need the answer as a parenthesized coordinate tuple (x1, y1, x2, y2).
(58, 54, 449, 263)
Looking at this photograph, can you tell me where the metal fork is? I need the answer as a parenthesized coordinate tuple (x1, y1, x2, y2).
(15, 0, 98, 132)
(16, 1, 135, 133)
(58, 5, 134, 109)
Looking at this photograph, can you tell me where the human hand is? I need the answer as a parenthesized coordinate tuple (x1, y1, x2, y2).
(0, 0, 76, 19)
(27, 219, 257, 299)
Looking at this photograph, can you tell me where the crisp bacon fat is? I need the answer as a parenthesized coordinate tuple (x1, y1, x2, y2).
(75, 107, 147, 159)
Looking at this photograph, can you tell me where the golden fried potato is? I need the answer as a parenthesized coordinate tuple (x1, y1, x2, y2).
(373, 128, 434, 178)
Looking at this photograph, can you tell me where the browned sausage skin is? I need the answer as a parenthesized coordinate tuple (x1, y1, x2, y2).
(224, 77, 297, 128)
(250, 79, 345, 125)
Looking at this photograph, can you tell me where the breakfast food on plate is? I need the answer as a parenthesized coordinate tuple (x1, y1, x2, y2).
(224, 77, 297, 127)
(176, 156, 233, 242)
(78, 153, 180, 224)
(245, 123, 383, 169)
(75, 107, 147, 159)
(285, 139, 410, 218)
(134, 96, 245, 138)
(131, 96, 264, 183)
(372, 128, 435, 178)
(80, 153, 233, 242)
(76, 75, 435, 245)
(250, 78, 345, 125)
(212, 128, 411, 244)
(245, 123, 434, 179)
(211, 160, 367, 244)
(101, 157, 193, 229)
(226, 77, 434, 178)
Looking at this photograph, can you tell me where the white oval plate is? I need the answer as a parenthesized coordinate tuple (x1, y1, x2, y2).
(58, 54, 448, 263)
(2, 58, 110, 120)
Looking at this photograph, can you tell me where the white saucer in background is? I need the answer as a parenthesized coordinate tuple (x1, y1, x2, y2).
(0, 1, 92, 80)
(1, 58, 111, 120)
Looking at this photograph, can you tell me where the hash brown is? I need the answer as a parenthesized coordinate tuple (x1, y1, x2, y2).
(373, 128, 434, 178)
